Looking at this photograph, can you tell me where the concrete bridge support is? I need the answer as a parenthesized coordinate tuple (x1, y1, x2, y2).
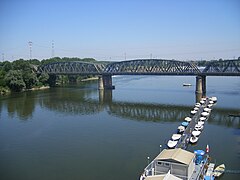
(195, 75, 206, 94)
(98, 75, 115, 90)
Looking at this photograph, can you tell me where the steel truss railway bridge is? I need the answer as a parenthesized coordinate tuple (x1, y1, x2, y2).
(38, 59, 240, 93)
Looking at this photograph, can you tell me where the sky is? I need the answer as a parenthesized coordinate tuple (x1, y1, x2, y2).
(0, 0, 240, 61)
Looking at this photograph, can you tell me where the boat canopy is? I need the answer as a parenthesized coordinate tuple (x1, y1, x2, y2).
(181, 122, 189, 126)
(194, 150, 205, 156)
(155, 148, 195, 165)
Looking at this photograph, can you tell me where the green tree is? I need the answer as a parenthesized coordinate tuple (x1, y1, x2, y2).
(23, 71, 38, 89)
(2, 61, 13, 71)
(0, 70, 6, 87)
(38, 72, 49, 86)
(4, 70, 26, 92)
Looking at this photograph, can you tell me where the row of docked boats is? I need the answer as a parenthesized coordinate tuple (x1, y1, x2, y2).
(167, 97, 217, 148)
(139, 96, 227, 180)
(189, 97, 217, 144)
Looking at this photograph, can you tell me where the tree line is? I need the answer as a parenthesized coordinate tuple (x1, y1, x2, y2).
(0, 57, 98, 94)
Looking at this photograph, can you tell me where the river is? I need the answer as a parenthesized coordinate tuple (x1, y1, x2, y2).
(0, 76, 239, 180)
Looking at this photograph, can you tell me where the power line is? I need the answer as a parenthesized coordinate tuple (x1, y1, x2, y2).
(28, 41, 33, 60)
(52, 40, 55, 58)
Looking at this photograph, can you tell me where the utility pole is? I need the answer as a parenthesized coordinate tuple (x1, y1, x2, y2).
(52, 40, 55, 58)
(28, 41, 33, 60)
(1, 53, 4, 61)
(150, 53, 152, 59)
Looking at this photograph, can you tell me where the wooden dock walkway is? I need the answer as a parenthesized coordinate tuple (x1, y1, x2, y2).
(174, 98, 212, 150)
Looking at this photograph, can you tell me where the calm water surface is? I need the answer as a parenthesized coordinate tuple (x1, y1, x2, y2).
(0, 76, 239, 180)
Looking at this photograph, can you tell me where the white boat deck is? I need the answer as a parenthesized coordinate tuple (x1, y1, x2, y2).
(206, 163, 215, 177)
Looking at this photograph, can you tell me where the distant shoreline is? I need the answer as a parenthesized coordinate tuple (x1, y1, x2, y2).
(29, 86, 50, 91)
(81, 77, 98, 82)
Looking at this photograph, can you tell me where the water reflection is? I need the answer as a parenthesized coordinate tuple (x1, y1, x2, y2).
(1, 92, 36, 120)
(1, 88, 239, 128)
(39, 88, 103, 115)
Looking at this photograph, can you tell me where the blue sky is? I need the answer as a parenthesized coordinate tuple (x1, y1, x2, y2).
(0, 0, 240, 61)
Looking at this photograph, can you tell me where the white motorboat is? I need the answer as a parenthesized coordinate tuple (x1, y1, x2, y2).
(209, 100, 214, 104)
(201, 112, 209, 117)
(195, 104, 201, 108)
(194, 107, 199, 111)
(184, 117, 192, 122)
(177, 125, 185, 133)
(191, 110, 197, 115)
(195, 103, 201, 108)
(211, 97, 217, 102)
(204, 108, 211, 112)
(207, 104, 213, 108)
(195, 124, 204, 131)
(183, 83, 192, 86)
(171, 134, 181, 141)
(192, 130, 201, 136)
(167, 140, 178, 148)
(197, 121, 205, 126)
(190, 136, 199, 144)
(200, 100, 205, 104)
(201, 97, 207, 101)
(200, 117, 206, 121)
(213, 164, 225, 177)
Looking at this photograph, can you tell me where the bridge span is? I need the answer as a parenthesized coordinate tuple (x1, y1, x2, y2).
(38, 59, 240, 93)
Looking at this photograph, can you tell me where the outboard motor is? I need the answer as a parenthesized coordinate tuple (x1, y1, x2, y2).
(194, 150, 205, 165)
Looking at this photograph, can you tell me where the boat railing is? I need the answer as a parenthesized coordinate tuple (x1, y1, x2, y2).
(143, 161, 155, 176)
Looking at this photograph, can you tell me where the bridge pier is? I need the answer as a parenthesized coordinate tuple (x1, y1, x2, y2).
(195, 75, 206, 94)
(98, 75, 115, 90)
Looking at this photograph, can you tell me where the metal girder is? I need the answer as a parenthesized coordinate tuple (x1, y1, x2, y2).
(37, 59, 240, 76)
(104, 59, 200, 75)
(202, 60, 240, 75)
(37, 61, 106, 75)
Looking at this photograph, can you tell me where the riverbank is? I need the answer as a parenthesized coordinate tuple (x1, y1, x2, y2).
(0, 87, 10, 95)
(29, 86, 50, 91)
(0, 86, 50, 95)
(80, 77, 98, 82)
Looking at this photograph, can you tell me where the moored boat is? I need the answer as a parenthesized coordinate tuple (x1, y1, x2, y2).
(191, 110, 197, 115)
(181, 121, 189, 127)
(171, 134, 181, 141)
(167, 140, 178, 148)
(197, 121, 204, 126)
(195, 124, 204, 131)
(209, 100, 214, 104)
(192, 130, 201, 136)
(183, 83, 192, 86)
(195, 103, 201, 108)
(184, 117, 192, 122)
(190, 136, 199, 144)
(204, 108, 211, 112)
(140, 148, 215, 180)
(201, 112, 209, 117)
(213, 164, 225, 177)
(177, 125, 185, 133)
(194, 107, 199, 111)
(211, 97, 217, 102)
(207, 104, 213, 108)
(200, 117, 206, 121)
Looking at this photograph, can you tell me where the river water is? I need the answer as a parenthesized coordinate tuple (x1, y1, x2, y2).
(0, 76, 239, 180)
